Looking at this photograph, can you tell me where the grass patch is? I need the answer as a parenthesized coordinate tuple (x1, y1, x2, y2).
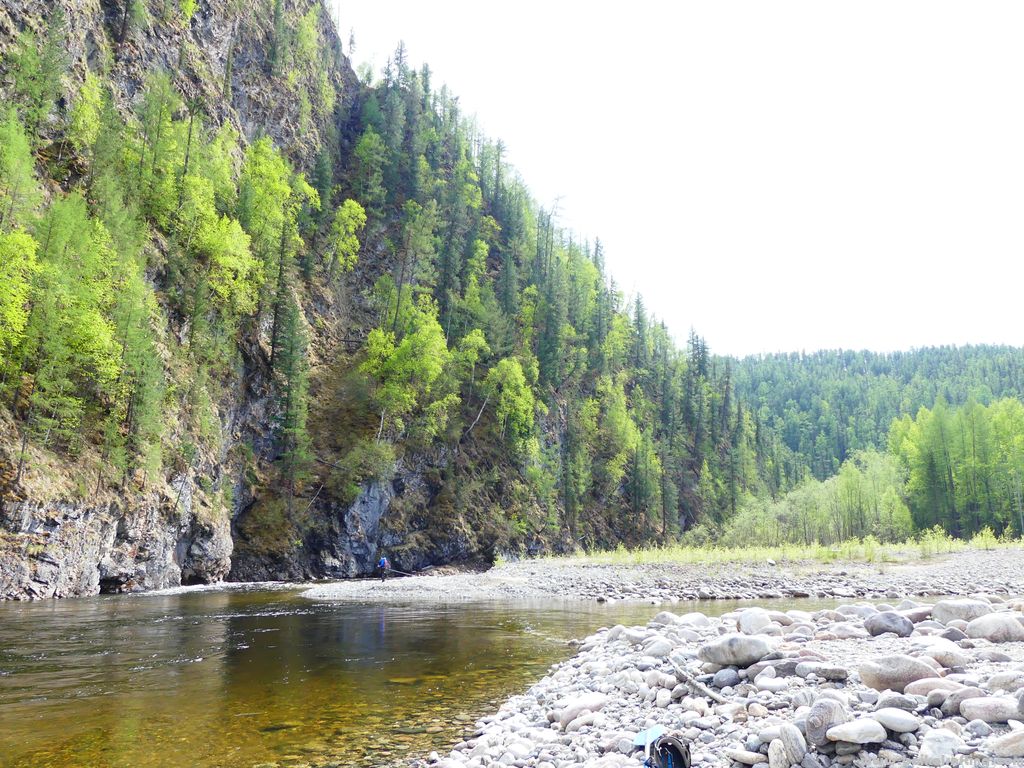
(540, 529, 1019, 567)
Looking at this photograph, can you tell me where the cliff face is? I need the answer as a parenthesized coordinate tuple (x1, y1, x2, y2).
(0, 0, 370, 599)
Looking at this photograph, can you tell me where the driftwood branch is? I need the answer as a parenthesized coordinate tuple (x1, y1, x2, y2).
(669, 654, 727, 705)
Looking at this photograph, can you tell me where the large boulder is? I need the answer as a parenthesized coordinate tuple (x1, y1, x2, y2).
(806, 699, 849, 747)
(932, 598, 993, 624)
(697, 633, 773, 667)
(864, 611, 914, 637)
(858, 655, 937, 693)
(960, 695, 1023, 723)
(966, 612, 1024, 643)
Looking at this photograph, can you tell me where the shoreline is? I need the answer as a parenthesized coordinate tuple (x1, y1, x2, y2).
(424, 591, 1024, 767)
(301, 548, 1024, 606)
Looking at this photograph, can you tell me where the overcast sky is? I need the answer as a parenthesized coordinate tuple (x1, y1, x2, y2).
(328, 1, 1024, 357)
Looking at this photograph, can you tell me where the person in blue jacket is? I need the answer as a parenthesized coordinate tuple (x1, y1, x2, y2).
(378, 555, 390, 582)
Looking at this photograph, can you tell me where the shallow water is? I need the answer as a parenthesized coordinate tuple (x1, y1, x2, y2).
(0, 585, 848, 768)
(0, 585, 666, 768)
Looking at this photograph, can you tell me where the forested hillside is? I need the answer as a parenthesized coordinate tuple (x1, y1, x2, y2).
(732, 347, 1024, 478)
(2, 0, 1023, 599)
(0, 0, 802, 596)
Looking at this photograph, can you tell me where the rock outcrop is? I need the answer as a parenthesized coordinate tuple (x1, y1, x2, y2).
(0, 497, 230, 599)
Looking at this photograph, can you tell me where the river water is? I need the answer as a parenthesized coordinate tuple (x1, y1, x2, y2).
(0, 584, 667, 768)
(0, 584, 848, 767)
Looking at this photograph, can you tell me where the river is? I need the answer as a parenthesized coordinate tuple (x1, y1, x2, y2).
(0, 584, 667, 768)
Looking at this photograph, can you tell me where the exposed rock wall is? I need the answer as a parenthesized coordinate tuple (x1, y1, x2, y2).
(0, 497, 231, 599)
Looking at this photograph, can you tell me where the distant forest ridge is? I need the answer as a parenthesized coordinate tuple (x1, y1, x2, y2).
(729, 344, 1024, 479)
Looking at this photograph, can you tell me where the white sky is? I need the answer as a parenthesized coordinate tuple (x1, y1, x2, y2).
(328, 1, 1024, 357)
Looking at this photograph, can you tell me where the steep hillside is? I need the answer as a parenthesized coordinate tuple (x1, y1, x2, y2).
(0, 0, 797, 598)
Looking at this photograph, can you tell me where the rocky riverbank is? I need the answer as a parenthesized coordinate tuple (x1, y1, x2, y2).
(303, 548, 1024, 605)
(426, 594, 1024, 767)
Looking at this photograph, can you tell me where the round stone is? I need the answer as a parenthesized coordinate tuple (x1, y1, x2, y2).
(871, 707, 920, 733)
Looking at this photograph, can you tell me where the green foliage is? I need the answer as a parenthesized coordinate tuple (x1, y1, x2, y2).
(734, 346, 1024, 479)
(970, 526, 998, 550)
(274, 295, 312, 499)
(483, 357, 537, 458)
(328, 437, 396, 504)
(68, 73, 104, 155)
(238, 137, 292, 262)
(268, 0, 287, 76)
(179, 0, 197, 24)
(0, 230, 39, 359)
(326, 199, 366, 275)
(130, 71, 184, 227)
(361, 296, 450, 438)
(717, 450, 912, 548)
(890, 396, 1024, 538)
(352, 127, 387, 219)
(15, 194, 122, 448)
(294, 7, 320, 70)
(0, 107, 42, 231)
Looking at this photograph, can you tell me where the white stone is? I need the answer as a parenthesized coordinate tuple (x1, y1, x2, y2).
(961, 695, 1022, 723)
(555, 693, 609, 728)
(725, 749, 768, 765)
(643, 636, 674, 658)
(833, 622, 869, 639)
(826, 718, 887, 744)
(756, 676, 789, 693)
(933, 598, 993, 624)
(966, 612, 1024, 643)
(917, 728, 964, 766)
(739, 608, 773, 635)
(767, 739, 787, 768)
(870, 707, 920, 733)
(987, 730, 1024, 757)
(904, 677, 965, 696)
